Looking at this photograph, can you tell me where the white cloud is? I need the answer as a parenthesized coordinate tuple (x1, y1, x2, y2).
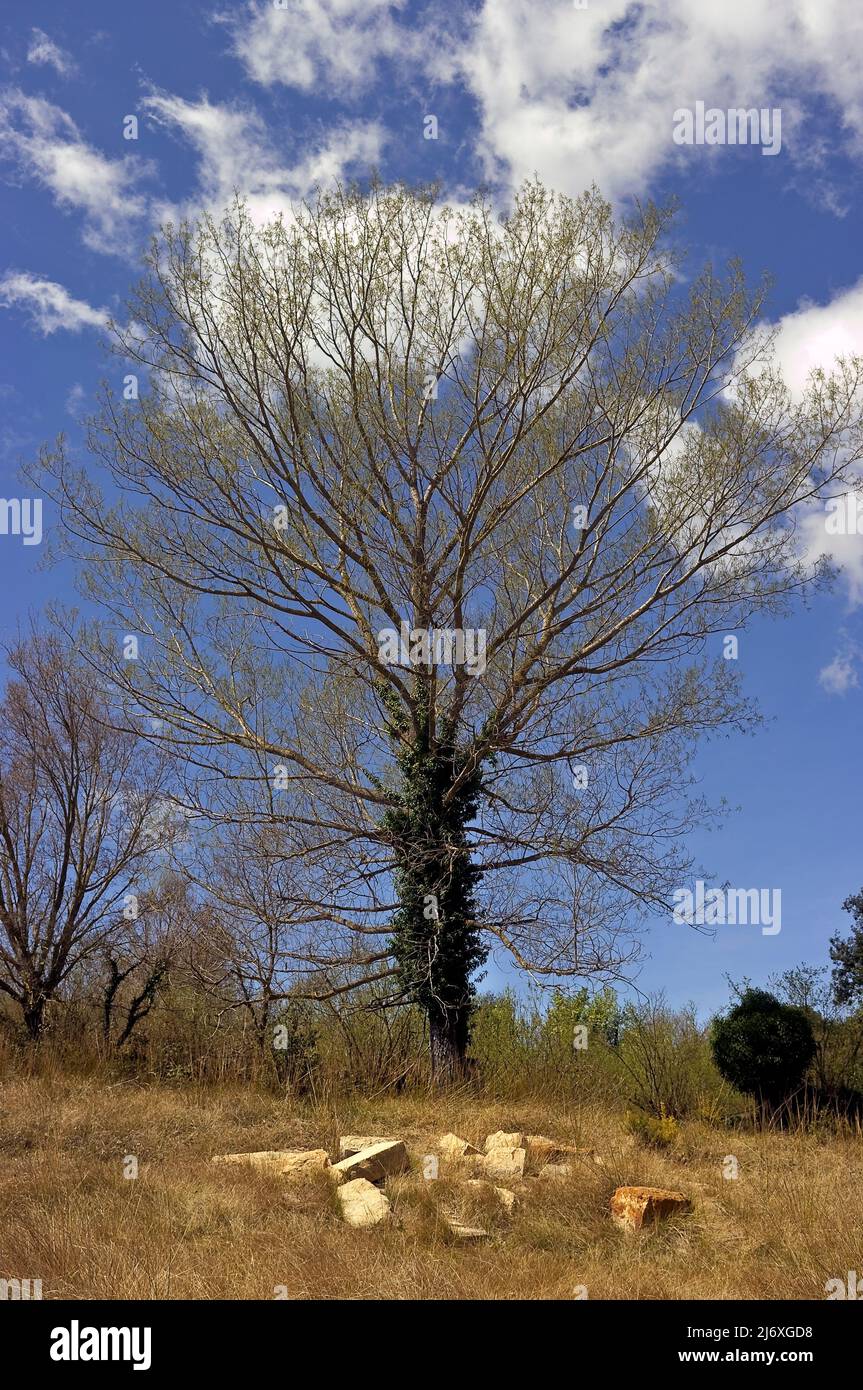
(222, 1, 863, 206)
(0, 272, 108, 335)
(759, 280, 863, 609)
(402, 0, 863, 204)
(224, 0, 413, 93)
(0, 89, 151, 254)
(819, 646, 860, 695)
(768, 278, 863, 397)
(27, 28, 77, 78)
(142, 88, 385, 224)
(65, 382, 86, 415)
(797, 496, 863, 609)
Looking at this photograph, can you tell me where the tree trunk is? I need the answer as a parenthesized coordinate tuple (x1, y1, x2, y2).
(429, 1002, 469, 1081)
(22, 996, 47, 1042)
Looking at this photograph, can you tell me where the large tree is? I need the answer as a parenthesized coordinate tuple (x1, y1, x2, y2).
(0, 631, 171, 1039)
(39, 180, 863, 1074)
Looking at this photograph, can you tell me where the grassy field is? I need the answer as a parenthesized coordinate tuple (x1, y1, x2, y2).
(1, 1070, 861, 1301)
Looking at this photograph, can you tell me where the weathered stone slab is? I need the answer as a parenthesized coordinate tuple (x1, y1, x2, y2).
(338, 1135, 395, 1160)
(212, 1149, 331, 1177)
(330, 1140, 410, 1186)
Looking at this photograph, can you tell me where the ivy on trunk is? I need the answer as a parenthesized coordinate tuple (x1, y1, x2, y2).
(383, 702, 487, 1080)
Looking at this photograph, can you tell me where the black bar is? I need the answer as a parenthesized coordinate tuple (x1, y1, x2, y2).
(6, 1299, 849, 1376)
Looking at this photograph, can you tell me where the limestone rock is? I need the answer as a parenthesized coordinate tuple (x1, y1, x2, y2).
(466, 1179, 517, 1213)
(523, 1135, 604, 1171)
(337, 1177, 392, 1228)
(523, 1135, 581, 1170)
(330, 1140, 410, 1186)
(483, 1146, 526, 1183)
(211, 1149, 330, 1177)
(611, 1185, 690, 1232)
(484, 1130, 523, 1153)
(445, 1219, 489, 1240)
(338, 1135, 395, 1160)
(460, 1153, 489, 1177)
(536, 1162, 573, 1181)
(438, 1133, 482, 1159)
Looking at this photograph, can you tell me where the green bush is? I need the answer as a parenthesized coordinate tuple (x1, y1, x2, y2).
(710, 988, 816, 1107)
(625, 1105, 680, 1148)
(613, 997, 723, 1119)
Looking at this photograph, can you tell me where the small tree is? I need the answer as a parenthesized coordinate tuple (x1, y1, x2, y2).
(99, 873, 191, 1049)
(830, 891, 863, 1009)
(710, 988, 816, 1109)
(0, 630, 170, 1040)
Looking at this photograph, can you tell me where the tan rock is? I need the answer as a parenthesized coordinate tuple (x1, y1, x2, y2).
(523, 1136, 604, 1173)
(483, 1146, 526, 1183)
(523, 1134, 581, 1170)
(338, 1135, 395, 1160)
(461, 1153, 489, 1177)
(330, 1140, 410, 1186)
(445, 1220, 489, 1240)
(611, 1185, 690, 1232)
(536, 1162, 573, 1181)
(484, 1130, 523, 1153)
(212, 1149, 330, 1177)
(337, 1177, 392, 1228)
(438, 1133, 482, 1159)
(466, 1179, 517, 1213)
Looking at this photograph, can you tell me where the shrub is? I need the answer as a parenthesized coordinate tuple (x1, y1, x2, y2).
(710, 989, 816, 1108)
(612, 997, 722, 1118)
(625, 1105, 680, 1148)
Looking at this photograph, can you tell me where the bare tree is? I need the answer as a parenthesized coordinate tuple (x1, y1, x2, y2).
(38, 180, 863, 1073)
(0, 630, 171, 1039)
(99, 871, 190, 1049)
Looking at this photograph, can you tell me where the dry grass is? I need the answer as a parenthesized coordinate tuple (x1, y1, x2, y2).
(1, 1071, 860, 1300)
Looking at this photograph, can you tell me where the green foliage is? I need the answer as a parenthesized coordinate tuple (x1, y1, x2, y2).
(625, 1105, 680, 1148)
(830, 891, 863, 1008)
(382, 702, 487, 1062)
(615, 997, 726, 1119)
(711, 988, 816, 1105)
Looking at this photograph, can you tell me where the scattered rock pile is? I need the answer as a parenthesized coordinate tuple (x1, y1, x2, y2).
(211, 1131, 689, 1235)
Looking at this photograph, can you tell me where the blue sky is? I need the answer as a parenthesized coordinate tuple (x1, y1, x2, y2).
(1, 0, 863, 1018)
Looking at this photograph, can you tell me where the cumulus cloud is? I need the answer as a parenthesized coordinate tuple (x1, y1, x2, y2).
(0, 90, 152, 254)
(757, 279, 863, 609)
(457, 0, 863, 201)
(0, 271, 108, 335)
(768, 278, 863, 397)
(142, 87, 385, 224)
(224, 1, 863, 204)
(26, 28, 78, 78)
(223, 0, 415, 93)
